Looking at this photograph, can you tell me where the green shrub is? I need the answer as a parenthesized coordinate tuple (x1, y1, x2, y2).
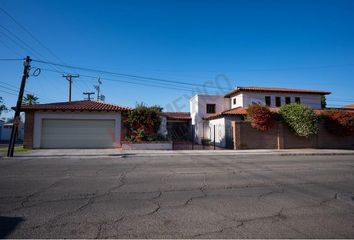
(124, 103, 165, 142)
(201, 138, 211, 145)
(279, 103, 318, 137)
(246, 104, 275, 131)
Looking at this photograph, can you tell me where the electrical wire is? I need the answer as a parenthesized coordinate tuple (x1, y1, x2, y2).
(0, 89, 18, 96)
(0, 9, 76, 87)
(0, 37, 22, 57)
(0, 58, 23, 61)
(32, 59, 233, 91)
(0, 80, 58, 102)
(0, 25, 50, 60)
(0, 7, 66, 65)
(39, 67, 207, 93)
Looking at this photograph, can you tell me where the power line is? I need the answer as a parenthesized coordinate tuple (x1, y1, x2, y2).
(0, 8, 76, 89)
(40, 67, 203, 92)
(0, 58, 23, 61)
(39, 67, 354, 103)
(0, 89, 18, 96)
(0, 29, 40, 58)
(0, 37, 22, 57)
(72, 81, 85, 93)
(0, 7, 66, 65)
(0, 84, 19, 93)
(32, 59, 233, 91)
(0, 7, 94, 100)
(0, 80, 57, 102)
(0, 24, 48, 59)
(0, 29, 69, 76)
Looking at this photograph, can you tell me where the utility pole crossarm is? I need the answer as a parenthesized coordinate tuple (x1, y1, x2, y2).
(62, 74, 79, 102)
(83, 92, 95, 101)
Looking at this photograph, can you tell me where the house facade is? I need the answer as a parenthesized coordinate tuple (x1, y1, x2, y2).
(21, 100, 130, 149)
(190, 86, 331, 148)
(19, 85, 353, 150)
(20, 100, 191, 149)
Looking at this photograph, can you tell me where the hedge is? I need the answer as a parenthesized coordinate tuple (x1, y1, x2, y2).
(322, 110, 354, 136)
(279, 103, 319, 137)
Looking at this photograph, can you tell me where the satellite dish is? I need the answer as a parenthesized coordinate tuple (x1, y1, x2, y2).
(100, 95, 105, 102)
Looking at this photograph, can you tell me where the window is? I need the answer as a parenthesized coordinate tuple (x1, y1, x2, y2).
(275, 97, 281, 107)
(285, 97, 291, 104)
(206, 104, 216, 113)
(233, 98, 236, 105)
(265, 96, 271, 106)
(295, 97, 301, 104)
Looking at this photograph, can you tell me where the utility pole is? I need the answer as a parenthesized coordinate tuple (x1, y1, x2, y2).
(62, 74, 79, 102)
(83, 92, 95, 101)
(94, 77, 102, 101)
(7, 56, 31, 157)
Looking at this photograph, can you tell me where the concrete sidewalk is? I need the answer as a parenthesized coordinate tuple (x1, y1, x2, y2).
(3, 148, 354, 159)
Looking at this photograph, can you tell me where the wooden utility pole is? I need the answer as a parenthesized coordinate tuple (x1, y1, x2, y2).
(83, 92, 95, 101)
(7, 56, 31, 157)
(62, 74, 79, 102)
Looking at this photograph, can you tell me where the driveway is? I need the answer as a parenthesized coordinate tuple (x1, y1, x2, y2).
(0, 154, 353, 238)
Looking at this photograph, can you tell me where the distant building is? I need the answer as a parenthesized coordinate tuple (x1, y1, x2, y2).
(0, 120, 24, 142)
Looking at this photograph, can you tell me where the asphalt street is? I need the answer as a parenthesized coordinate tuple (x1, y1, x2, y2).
(0, 154, 353, 238)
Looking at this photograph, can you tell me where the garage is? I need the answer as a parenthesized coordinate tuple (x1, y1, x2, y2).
(41, 119, 115, 148)
(20, 100, 131, 149)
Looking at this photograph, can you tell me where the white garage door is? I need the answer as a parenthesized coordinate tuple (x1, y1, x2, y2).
(41, 119, 116, 148)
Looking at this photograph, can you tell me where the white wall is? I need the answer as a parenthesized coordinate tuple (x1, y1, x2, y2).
(33, 111, 121, 148)
(190, 91, 324, 146)
(0, 122, 24, 141)
(158, 116, 167, 136)
(190, 94, 228, 143)
(209, 118, 226, 147)
(230, 93, 244, 109)
(238, 92, 323, 109)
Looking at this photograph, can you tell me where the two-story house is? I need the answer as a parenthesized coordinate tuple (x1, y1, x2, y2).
(190, 86, 331, 148)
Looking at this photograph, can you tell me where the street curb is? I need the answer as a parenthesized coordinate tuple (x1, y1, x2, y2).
(278, 152, 354, 156)
(2, 151, 354, 160)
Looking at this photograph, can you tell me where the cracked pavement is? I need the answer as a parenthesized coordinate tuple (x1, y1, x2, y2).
(0, 154, 353, 238)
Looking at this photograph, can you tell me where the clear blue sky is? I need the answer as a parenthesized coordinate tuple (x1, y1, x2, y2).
(1, 0, 354, 118)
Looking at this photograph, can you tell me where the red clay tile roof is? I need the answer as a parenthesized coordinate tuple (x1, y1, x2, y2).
(203, 107, 247, 120)
(224, 86, 331, 97)
(160, 112, 191, 120)
(343, 104, 354, 109)
(18, 100, 131, 112)
(203, 107, 354, 120)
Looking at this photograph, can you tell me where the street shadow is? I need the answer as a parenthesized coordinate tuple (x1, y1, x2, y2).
(0, 216, 24, 238)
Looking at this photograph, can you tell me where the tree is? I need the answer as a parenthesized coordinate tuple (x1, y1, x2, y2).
(0, 97, 7, 116)
(23, 94, 39, 105)
(321, 95, 327, 109)
(279, 103, 319, 137)
(246, 104, 275, 131)
(124, 103, 165, 142)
